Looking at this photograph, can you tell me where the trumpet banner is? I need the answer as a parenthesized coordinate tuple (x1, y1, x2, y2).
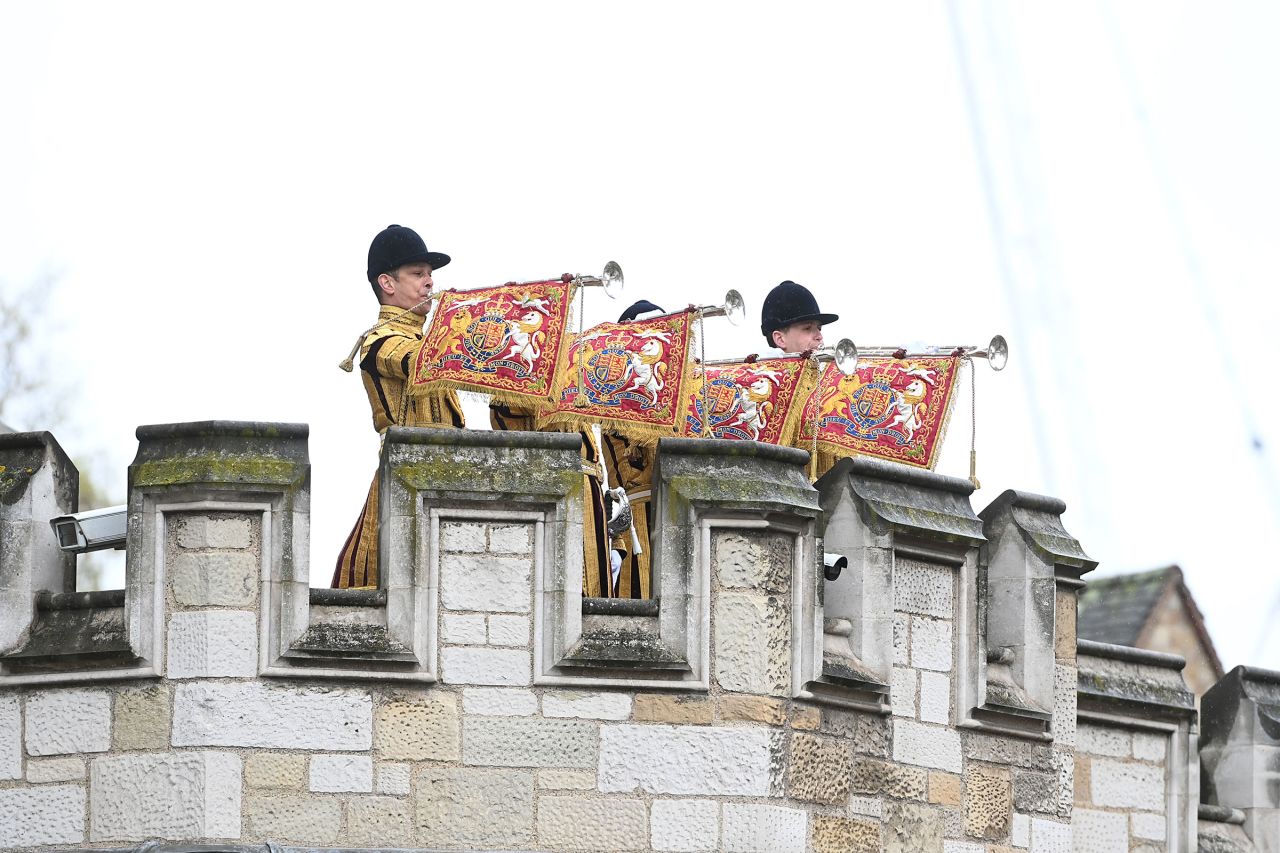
(797, 356, 961, 470)
(681, 357, 810, 443)
(409, 280, 574, 404)
(543, 311, 696, 439)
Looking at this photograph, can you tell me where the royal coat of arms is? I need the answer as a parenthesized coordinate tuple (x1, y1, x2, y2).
(681, 357, 809, 443)
(409, 280, 573, 404)
(543, 311, 695, 438)
(797, 356, 961, 469)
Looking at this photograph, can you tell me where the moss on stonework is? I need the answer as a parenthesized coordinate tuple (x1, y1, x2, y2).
(394, 456, 579, 497)
(133, 455, 300, 487)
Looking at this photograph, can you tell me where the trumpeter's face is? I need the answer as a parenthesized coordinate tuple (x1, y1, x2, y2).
(378, 263, 434, 314)
(772, 320, 824, 353)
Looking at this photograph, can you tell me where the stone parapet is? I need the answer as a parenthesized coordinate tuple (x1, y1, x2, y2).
(1074, 639, 1198, 852)
(1201, 665, 1280, 853)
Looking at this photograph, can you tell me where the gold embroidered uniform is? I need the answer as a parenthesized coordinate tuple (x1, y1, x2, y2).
(332, 306, 465, 588)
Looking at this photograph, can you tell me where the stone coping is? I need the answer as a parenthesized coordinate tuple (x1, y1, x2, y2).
(0, 428, 65, 452)
(386, 425, 580, 451)
(1078, 638, 1188, 671)
(135, 420, 310, 441)
(844, 454, 978, 495)
(309, 588, 387, 607)
(581, 597, 660, 617)
(656, 435, 811, 467)
(37, 589, 126, 610)
(1200, 803, 1248, 825)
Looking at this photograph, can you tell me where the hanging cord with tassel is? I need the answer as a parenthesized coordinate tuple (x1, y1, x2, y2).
(698, 310, 710, 436)
(810, 356, 825, 483)
(337, 296, 436, 372)
(967, 355, 980, 489)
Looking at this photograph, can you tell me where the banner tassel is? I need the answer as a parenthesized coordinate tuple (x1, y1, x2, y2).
(968, 358, 981, 489)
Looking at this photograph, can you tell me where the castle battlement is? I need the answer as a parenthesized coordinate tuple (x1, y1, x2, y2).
(0, 423, 1273, 852)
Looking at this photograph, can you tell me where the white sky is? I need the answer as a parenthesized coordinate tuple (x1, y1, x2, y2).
(2, 2, 1277, 670)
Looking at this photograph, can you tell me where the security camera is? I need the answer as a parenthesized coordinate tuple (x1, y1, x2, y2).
(49, 505, 127, 554)
(823, 552, 848, 582)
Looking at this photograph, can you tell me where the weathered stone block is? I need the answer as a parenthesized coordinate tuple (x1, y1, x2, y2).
(440, 553, 531, 613)
(113, 685, 170, 751)
(821, 708, 890, 757)
(443, 613, 487, 644)
(920, 671, 951, 725)
(722, 803, 807, 852)
(245, 753, 305, 789)
(964, 764, 1012, 840)
(488, 523, 532, 553)
(0, 694, 20, 779)
(172, 682, 372, 750)
(1012, 811, 1030, 846)
(930, 771, 962, 806)
(538, 795, 648, 850)
(415, 767, 534, 848)
(27, 756, 85, 783)
(1050, 664, 1076, 747)
(1090, 758, 1164, 811)
(1030, 817, 1072, 852)
(963, 731, 1055, 770)
(787, 733, 852, 805)
(441, 646, 531, 686)
(847, 755, 927, 801)
(714, 592, 790, 695)
(634, 694, 714, 725)
(1131, 811, 1167, 841)
(376, 762, 411, 795)
(893, 720, 961, 772)
(1074, 755, 1090, 806)
(538, 768, 597, 790)
(1054, 589, 1076, 662)
(542, 690, 633, 720)
(245, 794, 341, 845)
(720, 694, 787, 725)
(462, 687, 537, 716)
(848, 795, 883, 817)
(600, 725, 773, 796)
(488, 613, 531, 646)
(347, 795, 413, 847)
(894, 612, 910, 666)
(791, 705, 821, 731)
(651, 798, 719, 852)
(883, 801, 943, 853)
(175, 515, 252, 550)
(166, 610, 257, 678)
(1013, 769, 1060, 815)
(440, 521, 486, 553)
(1131, 731, 1167, 762)
(812, 815, 880, 853)
(713, 530, 792, 593)
(374, 695, 460, 761)
(90, 752, 241, 841)
(464, 716, 598, 768)
(895, 559, 955, 618)
(1077, 722, 1128, 757)
(309, 753, 372, 792)
(892, 666, 918, 718)
(910, 616, 953, 672)
(0, 784, 86, 846)
(171, 551, 256, 607)
(26, 689, 111, 755)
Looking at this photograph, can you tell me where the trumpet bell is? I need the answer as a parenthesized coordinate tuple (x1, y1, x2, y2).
(723, 289, 746, 326)
(833, 338, 859, 376)
(985, 334, 1009, 371)
(602, 261, 624, 299)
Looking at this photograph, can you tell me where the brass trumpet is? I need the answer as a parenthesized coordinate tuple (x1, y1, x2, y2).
(573, 261, 625, 298)
(692, 289, 747, 326)
(810, 339, 860, 376)
(847, 334, 1009, 371)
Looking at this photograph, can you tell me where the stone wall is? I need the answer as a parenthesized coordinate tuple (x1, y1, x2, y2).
(0, 419, 1264, 853)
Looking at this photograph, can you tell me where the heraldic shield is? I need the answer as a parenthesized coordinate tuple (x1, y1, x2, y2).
(409, 279, 575, 405)
(797, 355, 961, 470)
(543, 310, 696, 439)
(680, 356, 809, 444)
